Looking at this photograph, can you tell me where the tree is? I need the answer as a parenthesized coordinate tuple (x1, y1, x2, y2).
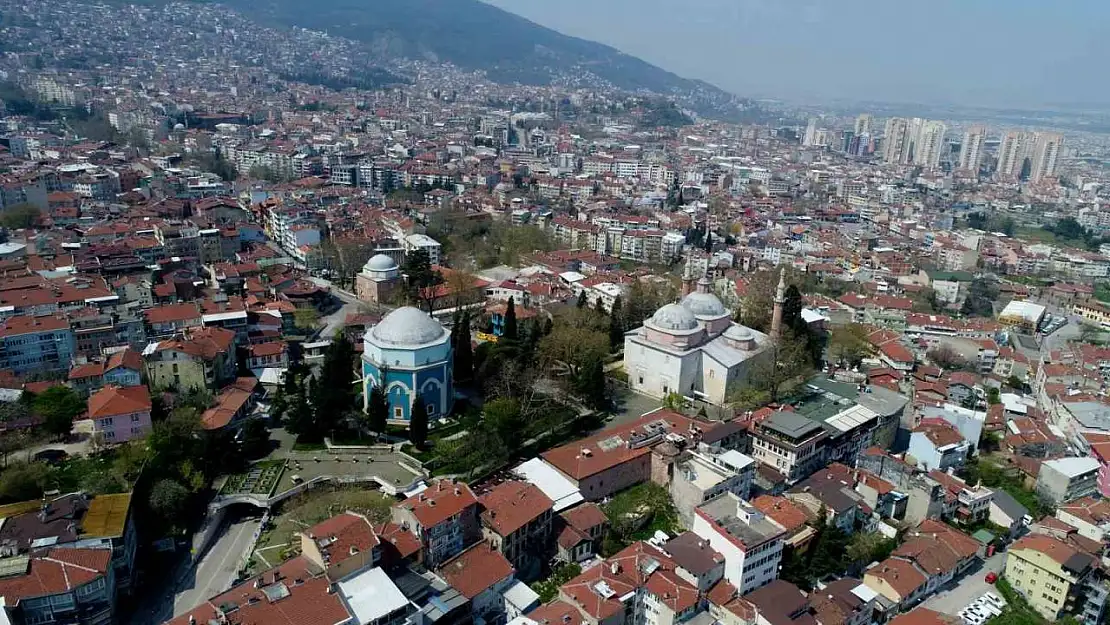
(148, 479, 190, 521)
(484, 398, 523, 440)
(928, 345, 973, 371)
(402, 250, 445, 312)
(454, 312, 474, 384)
(33, 386, 85, 438)
(846, 532, 897, 568)
(366, 385, 389, 436)
(293, 307, 319, 331)
(961, 277, 999, 318)
(0, 203, 41, 229)
(503, 297, 518, 341)
(0, 461, 53, 502)
(316, 335, 357, 432)
(239, 419, 271, 459)
(828, 324, 874, 368)
(783, 285, 805, 333)
(576, 290, 588, 308)
(576, 356, 609, 411)
(409, 397, 429, 449)
(703, 231, 713, 253)
(608, 296, 625, 350)
(750, 330, 814, 402)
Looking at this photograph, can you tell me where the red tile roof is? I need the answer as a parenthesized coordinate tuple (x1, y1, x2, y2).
(0, 548, 110, 605)
(166, 556, 349, 625)
(560, 502, 608, 533)
(437, 542, 514, 599)
(87, 385, 151, 420)
(398, 479, 478, 528)
(300, 512, 379, 570)
(479, 480, 553, 538)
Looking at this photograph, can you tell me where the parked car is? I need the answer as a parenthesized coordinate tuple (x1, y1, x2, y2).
(982, 592, 1005, 607)
(985, 572, 998, 584)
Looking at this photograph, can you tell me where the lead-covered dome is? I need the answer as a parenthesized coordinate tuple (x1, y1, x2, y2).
(649, 303, 699, 331)
(370, 306, 446, 346)
(681, 291, 727, 318)
(364, 254, 399, 273)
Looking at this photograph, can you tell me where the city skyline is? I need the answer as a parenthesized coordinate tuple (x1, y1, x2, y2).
(483, 0, 1110, 110)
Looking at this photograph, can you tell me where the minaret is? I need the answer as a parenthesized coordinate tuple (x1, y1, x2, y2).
(681, 263, 696, 297)
(770, 269, 786, 340)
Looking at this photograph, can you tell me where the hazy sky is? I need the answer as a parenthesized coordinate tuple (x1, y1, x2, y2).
(484, 0, 1110, 109)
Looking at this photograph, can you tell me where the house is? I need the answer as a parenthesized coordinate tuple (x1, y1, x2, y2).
(86, 385, 152, 443)
(247, 341, 288, 371)
(927, 470, 993, 525)
(862, 557, 928, 610)
(0, 549, 115, 625)
(0, 492, 137, 593)
(907, 419, 970, 471)
(392, 479, 480, 568)
(144, 302, 203, 338)
(786, 464, 870, 535)
(556, 503, 609, 564)
(168, 556, 350, 625)
(742, 579, 817, 625)
(67, 349, 144, 395)
(747, 411, 828, 484)
(749, 495, 818, 553)
(437, 543, 517, 624)
(200, 378, 258, 431)
(663, 532, 726, 592)
(670, 450, 755, 527)
(479, 480, 554, 581)
(691, 492, 786, 594)
(987, 490, 1030, 538)
(1055, 497, 1110, 544)
(557, 541, 700, 625)
(808, 577, 879, 625)
(297, 511, 381, 581)
(864, 520, 978, 609)
(144, 326, 236, 392)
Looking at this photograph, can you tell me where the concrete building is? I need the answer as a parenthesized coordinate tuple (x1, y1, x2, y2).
(0, 314, 76, 375)
(479, 480, 554, 582)
(1005, 534, 1098, 622)
(392, 479, 480, 568)
(86, 385, 152, 443)
(670, 450, 755, 527)
(748, 412, 828, 483)
(957, 126, 986, 175)
(691, 492, 785, 594)
(1036, 457, 1100, 505)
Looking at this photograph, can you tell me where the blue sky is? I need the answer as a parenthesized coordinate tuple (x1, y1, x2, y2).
(484, 0, 1110, 108)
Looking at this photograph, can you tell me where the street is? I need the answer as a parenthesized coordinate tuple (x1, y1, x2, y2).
(923, 552, 1006, 616)
(171, 516, 262, 617)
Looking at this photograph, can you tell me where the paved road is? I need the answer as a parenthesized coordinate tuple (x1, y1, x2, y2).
(923, 552, 1006, 616)
(171, 517, 261, 617)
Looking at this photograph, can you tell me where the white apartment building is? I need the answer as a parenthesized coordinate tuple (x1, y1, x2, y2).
(691, 492, 785, 594)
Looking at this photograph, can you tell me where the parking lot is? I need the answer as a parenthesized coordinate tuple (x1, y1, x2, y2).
(923, 552, 1006, 617)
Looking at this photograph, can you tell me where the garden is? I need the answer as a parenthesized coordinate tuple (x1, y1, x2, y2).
(220, 460, 286, 498)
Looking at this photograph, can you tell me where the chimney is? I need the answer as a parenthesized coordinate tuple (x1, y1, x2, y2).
(326, 584, 335, 594)
(349, 545, 359, 556)
(454, 487, 460, 496)
(610, 562, 621, 575)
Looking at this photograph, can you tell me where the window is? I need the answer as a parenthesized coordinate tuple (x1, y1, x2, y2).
(395, 407, 403, 419)
(101, 417, 114, 426)
(131, 414, 141, 422)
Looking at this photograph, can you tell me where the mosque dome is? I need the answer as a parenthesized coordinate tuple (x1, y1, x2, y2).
(370, 306, 446, 346)
(681, 290, 727, 318)
(649, 303, 700, 332)
(364, 254, 399, 273)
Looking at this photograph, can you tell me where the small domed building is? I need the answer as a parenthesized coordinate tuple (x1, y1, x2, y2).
(623, 276, 772, 406)
(362, 306, 453, 424)
(355, 253, 402, 304)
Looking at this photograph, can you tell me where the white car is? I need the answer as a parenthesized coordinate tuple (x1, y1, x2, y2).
(973, 602, 1002, 617)
(981, 592, 1005, 608)
(960, 611, 986, 625)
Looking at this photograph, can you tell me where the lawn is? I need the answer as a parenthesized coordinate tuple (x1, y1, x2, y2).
(251, 486, 394, 569)
(221, 460, 286, 497)
(601, 483, 681, 555)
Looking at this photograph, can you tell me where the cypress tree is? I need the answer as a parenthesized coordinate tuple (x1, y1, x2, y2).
(503, 297, 518, 341)
(409, 396, 429, 449)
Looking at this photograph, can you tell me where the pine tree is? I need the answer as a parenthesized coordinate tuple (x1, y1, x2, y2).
(317, 335, 356, 432)
(453, 312, 473, 384)
(503, 297, 518, 340)
(409, 396, 429, 449)
(704, 231, 713, 253)
(608, 295, 624, 350)
(366, 385, 388, 436)
(542, 316, 554, 336)
(576, 290, 588, 308)
(576, 356, 609, 411)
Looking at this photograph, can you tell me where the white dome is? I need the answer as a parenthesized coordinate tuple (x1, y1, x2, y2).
(370, 307, 446, 346)
(650, 303, 699, 331)
(681, 291, 727, 318)
(364, 254, 398, 272)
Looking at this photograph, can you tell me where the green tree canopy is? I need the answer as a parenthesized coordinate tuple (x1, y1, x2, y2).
(33, 386, 85, 438)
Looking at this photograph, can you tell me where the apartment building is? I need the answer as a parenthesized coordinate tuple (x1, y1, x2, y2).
(0, 314, 77, 375)
(691, 492, 786, 594)
(479, 480, 554, 581)
(748, 411, 828, 483)
(1005, 535, 1098, 622)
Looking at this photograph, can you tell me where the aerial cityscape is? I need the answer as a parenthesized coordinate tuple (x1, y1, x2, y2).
(0, 2, 1109, 625)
